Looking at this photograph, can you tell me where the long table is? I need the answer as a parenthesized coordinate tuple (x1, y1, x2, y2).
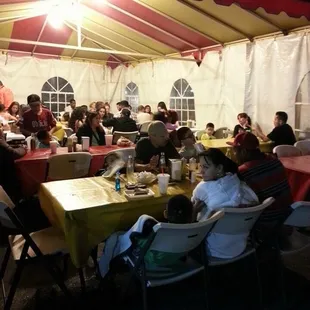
(38, 177, 198, 268)
(280, 155, 310, 201)
(15, 146, 129, 197)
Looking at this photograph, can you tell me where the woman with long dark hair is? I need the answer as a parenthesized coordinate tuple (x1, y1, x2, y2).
(68, 107, 85, 133)
(7, 101, 20, 119)
(76, 111, 106, 146)
(157, 101, 168, 113)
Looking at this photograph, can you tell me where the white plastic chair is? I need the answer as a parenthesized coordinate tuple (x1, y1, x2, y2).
(46, 152, 92, 181)
(294, 140, 310, 155)
(281, 201, 310, 255)
(273, 145, 302, 158)
(113, 131, 138, 144)
(119, 211, 224, 310)
(108, 147, 136, 163)
(63, 127, 74, 138)
(214, 127, 228, 139)
(139, 121, 152, 134)
(194, 130, 205, 140)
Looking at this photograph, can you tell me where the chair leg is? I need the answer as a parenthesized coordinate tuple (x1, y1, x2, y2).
(78, 268, 86, 293)
(253, 251, 263, 310)
(4, 262, 24, 310)
(0, 247, 11, 300)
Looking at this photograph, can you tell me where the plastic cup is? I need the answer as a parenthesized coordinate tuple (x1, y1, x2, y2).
(157, 173, 170, 195)
(81, 136, 90, 151)
(50, 141, 57, 154)
(105, 134, 113, 147)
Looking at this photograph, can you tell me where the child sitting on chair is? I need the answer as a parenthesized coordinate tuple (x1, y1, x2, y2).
(36, 130, 60, 149)
(99, 195, 203, 279)
(201, 123, 216, 140)
(177, 127, 198, 160)
(192, 148, 258, 259)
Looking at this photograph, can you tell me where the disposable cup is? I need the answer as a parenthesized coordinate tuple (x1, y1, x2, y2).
(50, 141, 57, 154)
(105, 134, 113, 146)
(81, 136, 90, 151)
(157, 173, 170, 195)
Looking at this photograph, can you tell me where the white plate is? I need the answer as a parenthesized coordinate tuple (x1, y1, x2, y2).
(124, 189, 155, 201)
(136, 172, 157, 184)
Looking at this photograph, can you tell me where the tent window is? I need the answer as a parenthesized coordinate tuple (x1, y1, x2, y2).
(170, 79, 195, 126)
(41, 77, 74, 115)
(295, 72, 310, 138)
(125, 82, 139, 113)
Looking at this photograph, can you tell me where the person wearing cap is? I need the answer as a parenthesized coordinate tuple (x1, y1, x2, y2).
(135, 121, 180, 172)
(102, 108, 137, 133)
(19, 94, 56, 137)
(233, 132, 293, 225)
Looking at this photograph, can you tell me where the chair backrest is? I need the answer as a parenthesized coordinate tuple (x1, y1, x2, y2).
(47, 152, 92, 180)
(273, 145, 302, 158)
(194, 130, 205, 141)
(64, 127, 74, 138)
(0, 186, 16, 229)
(113, 131, 138, 144)
(149, 211, 224, 253)
(0, 185, 15, 209)
(284, 201, 310, 227)
(139, 121, 152, 134)
(212, 197, 275, 235)
(214, 127, 228, 139)
(294, 140, 310, 155)
(106, 147, 136, 163)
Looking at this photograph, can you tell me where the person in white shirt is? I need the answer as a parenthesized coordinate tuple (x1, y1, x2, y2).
(192, 148, 258, 259)
(64, 99, 76, 114)
(136, 105, 152, 124)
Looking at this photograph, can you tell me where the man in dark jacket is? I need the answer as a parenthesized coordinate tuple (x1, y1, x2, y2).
(102, 109, 137, 133)
(0, 126, 26, 203)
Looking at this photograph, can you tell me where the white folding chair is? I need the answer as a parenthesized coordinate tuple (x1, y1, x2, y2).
(281, 201, 310, 255)
(63, 127, 74, 138)
(46, 152, 92, 181)
(113, 131, 139, 144)
(119, 211, 224, 310)
(273, 145, 302, 158)
(214, 127, 228, 139)
(209, 198, 275, 308)
(107, 147, 136, 163)
(0, 186, 70, 310)
(139, 121, 152, 134)
(294, 140, 310, 155)
(194, 130, 205, 140)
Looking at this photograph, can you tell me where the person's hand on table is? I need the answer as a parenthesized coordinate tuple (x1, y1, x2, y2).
(149, 155, 159, 170)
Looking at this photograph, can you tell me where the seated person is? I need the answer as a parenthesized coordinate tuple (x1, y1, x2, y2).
(153, 112, 180, 147)
(60, 112, 70, 126)
(166, 110, 179, 130)
(233, 132, 293, 228)
(64, 99, 76, 114)
(77, 111, 106, 146)
(36, 130, 60, 149)
(233, 113, 251, 137)
(201, 123, 216, 140)
(177, 127, 197, 160)
(0, 124, 26, 203)
(135, 121, 180, 172)
(136, 105, 152, 124)
(19, 94, 56, 137)
(192, 148, 258, 259)
(102, 109, 137, 133)
(99, 195, 203, 278)
(7, 101, 20, 120)
(0, 103, 17, 130)
(68, 107, 85, 133)
(255, 111, 296, 147)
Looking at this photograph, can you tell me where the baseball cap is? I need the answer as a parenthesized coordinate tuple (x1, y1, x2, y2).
(148, 121, 168, 137)
(227, 132, 259, 150)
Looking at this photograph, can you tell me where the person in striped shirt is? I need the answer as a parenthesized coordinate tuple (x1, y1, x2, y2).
(232, 132, 292, 240)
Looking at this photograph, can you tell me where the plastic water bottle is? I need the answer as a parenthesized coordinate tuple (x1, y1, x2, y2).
(126, 155, 135, 184)
(189, 157, 197, 181)
(30, 133, 36, 151)
(115, 171, 121, 192)
(160, 152, 166, 173)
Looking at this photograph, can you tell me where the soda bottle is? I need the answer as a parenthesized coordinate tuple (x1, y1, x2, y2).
(126, 155, 135, 184)
(159, 152, 166, 173)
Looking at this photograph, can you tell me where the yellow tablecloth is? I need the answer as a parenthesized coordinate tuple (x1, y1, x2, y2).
(38, 177, 198, 268)
(198, 138, 273, 155)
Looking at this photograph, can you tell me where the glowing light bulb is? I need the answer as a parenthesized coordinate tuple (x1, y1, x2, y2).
(48, 7, 64, 29)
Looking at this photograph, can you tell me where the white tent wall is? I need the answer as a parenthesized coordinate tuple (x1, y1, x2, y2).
(113, 44, 246, 130)
(244, 32, 310, 133)
(0, 55, 109, 107)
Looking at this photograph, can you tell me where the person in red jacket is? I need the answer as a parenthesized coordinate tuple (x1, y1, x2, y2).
(0, 80, 13, 110)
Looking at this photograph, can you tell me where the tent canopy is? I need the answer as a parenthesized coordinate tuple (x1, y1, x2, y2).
(0, 0, 309, 67)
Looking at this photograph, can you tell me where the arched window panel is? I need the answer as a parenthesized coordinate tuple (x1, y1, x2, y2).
(169, 78, 195, 126)
(125, 82, 139, 112)
(41, 77, 74, 115)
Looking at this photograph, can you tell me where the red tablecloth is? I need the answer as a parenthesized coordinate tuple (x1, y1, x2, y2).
(280, 156, 310, 201)
(15, 146, 128, 197)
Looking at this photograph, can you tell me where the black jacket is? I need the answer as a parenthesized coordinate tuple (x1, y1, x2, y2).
(102, 117, 137, 133)
(76, 124, 106, 146)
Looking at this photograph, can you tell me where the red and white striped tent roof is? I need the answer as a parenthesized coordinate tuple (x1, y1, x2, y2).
(1, 0, 309, 67)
